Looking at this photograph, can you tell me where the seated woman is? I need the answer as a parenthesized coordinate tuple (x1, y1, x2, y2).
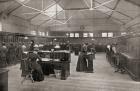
(27, 49, 44, 82)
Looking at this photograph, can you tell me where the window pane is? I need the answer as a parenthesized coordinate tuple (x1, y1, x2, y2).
(83, 33, 88, 37)
(42, 32, 45, 36)
(46, 32, 49, 36)
(66, 33, 69, 36)
(38, 32, 45, 36)
(31, 31, 36, 35)
(108, 32, 113, 37)
(89, 33, 93, 37)
(75, 33, 79, 37)
(102, 32, 107, 37)
(70, 33, 74, 37)
(121, 32, 127, 35)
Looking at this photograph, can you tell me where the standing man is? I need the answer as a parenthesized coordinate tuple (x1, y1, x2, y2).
(106, 44, 111, 63)
(0, 42, 8, 67)
(112, 44, 117, 67)
(7, 43, 16, 64)
(16, 43, 23, 61)
(29, 40, 35, 51)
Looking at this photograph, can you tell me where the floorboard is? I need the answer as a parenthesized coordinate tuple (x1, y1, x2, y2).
(7, 53, 140, 91)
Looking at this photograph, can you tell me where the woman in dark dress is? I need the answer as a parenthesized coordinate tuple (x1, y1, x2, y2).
(27, 50, 44, 81)
(76, 43, 88, 72)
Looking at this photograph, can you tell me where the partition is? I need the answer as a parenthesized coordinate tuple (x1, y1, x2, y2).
(115, 33, 140, 81)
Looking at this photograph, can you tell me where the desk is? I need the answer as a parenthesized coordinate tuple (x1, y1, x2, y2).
(40, 58, 70, 80)
(38, 51, 71, 80)
(23, 51, 71, 80)
(38, 51, 70, 61)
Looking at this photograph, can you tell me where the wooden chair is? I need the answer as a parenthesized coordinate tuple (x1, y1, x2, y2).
(20, 59, 34, 84)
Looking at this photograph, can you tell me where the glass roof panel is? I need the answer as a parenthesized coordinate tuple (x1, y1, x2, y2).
(116, 0, 140, 18)
(112, 12, 132, 23)
(111, 18, 124, 25)
(94, 2, 113, 13)
(18, 0, 30, 3)
(45, 4, 63, 17)
(95, 0, 118, 9)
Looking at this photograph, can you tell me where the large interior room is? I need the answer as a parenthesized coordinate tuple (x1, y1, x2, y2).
(0, 0, 140, 91)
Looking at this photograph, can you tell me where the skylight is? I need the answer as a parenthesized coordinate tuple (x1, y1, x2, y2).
(44, 4, 63, 17)
(94, 2, 112, 13)
(17, 0, 30, 4)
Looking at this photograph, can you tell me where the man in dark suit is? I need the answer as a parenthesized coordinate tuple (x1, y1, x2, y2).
(0, 42, 8, 67)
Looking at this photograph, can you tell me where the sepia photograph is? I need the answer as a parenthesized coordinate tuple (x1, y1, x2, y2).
(0, 0, 140, 91)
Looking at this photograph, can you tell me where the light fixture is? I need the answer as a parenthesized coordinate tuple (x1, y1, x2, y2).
(34, 44, 39, 47)
(54, 38, 57, 41)
(39, 44, 44, 47)
(89, 8, 94, 10)
(121, 32, 127, 35)
(66, 33, 69, 36)
(54, 44, 60, 48)
(24, 36, 28, 39)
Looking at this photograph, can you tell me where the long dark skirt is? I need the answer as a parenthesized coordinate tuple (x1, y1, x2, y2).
(0, 57, 7, 68)
(40, 63, 54, 75)
(30, 62, 44, 81)
(87, 54, 94, 72)
(7, 55, 16, 64)
(76, 53, 87, 72)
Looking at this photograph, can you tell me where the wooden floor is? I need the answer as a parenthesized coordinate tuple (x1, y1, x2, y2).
(7, 53, 140, 91)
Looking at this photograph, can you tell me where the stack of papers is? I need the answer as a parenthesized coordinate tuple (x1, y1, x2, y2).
(42, 58, 51, 62)
(41, 58, 60, 62)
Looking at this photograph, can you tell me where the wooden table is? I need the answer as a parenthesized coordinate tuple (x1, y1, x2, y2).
(38, 51, 71, 80)
(40, 58, 70, 80)
(23, 50, 71, 80)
